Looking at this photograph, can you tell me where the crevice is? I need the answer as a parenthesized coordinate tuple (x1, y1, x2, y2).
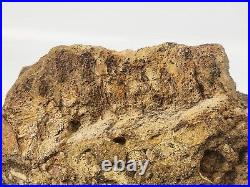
(112, 136, 126, 145)
(238, 146, 248, 164)
(68, 119, 81, 133)
(200, 150, 225, 179)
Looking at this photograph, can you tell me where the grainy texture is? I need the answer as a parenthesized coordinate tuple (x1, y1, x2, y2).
(2, 43, 248, 184)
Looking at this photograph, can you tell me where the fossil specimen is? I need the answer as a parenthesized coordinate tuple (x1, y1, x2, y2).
(2, 43, 248, 184)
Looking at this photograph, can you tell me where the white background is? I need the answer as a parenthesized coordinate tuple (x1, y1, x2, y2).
(2, 2, 248, 104)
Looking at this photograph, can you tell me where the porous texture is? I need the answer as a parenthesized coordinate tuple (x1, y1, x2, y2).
(2, 43, 248, 184)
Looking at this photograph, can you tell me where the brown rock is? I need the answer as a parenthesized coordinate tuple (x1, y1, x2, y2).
(2, 43, 248, 184)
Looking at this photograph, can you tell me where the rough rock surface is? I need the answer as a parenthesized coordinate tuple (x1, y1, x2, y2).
(2, 43, 248, 184)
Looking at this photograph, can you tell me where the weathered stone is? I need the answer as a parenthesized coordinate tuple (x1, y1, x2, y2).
(2, 43, 247, 184)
